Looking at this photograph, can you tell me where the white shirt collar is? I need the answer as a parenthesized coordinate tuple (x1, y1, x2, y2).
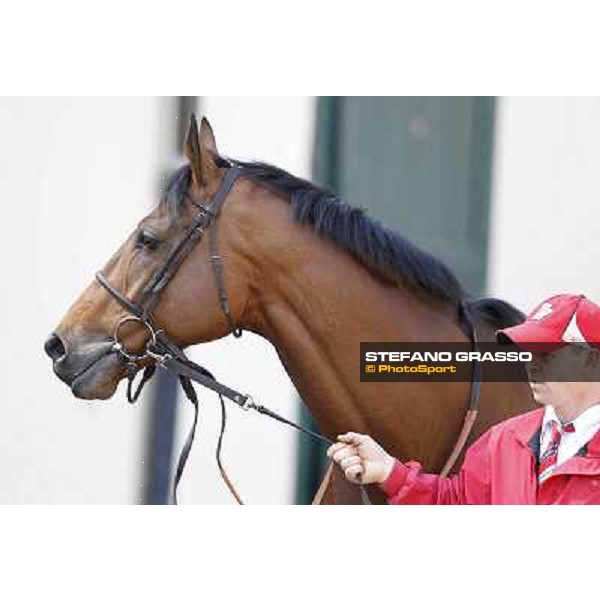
(540, 403, 600, 466)
(542, 403, 600, 433)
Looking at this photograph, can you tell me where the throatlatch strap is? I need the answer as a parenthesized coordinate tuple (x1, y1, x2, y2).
(209, 218, 242, 337)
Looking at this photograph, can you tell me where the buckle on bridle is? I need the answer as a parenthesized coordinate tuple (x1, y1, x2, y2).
(239, 394, 255, 411)
(145, 347, 172, 367)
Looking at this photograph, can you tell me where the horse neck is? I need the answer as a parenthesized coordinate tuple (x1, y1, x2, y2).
(242, 207, 469, 456)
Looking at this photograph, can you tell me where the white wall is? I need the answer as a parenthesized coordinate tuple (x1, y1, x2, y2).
(0, 97, 171, 503)
(488, 97, 600, 310)
(173, 97, 316, 504)
(0, 97, 316, 504)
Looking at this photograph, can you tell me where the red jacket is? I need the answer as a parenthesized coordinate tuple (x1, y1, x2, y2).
(381, 408, 600, 504)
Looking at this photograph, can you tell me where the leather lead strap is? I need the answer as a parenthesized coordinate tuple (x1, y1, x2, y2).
(154, 345, 372, 504)
(216, 394, 244, 504)
(312, 461, 335, 505)
(439, 302, 482, 477)
(173, 375, 199, 505)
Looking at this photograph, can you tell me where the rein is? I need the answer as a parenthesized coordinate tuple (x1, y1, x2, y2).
(95, 164, 481, 505)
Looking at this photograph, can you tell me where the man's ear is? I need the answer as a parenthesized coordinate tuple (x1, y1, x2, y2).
(184, 115, 220, 189)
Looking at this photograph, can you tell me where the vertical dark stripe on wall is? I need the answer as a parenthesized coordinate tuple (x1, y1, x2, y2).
(141, 97, 199, 504)
(177, 97, 199, 150)
(467, 97, 496, 295)
(312, 97, 342, 189)
(294, 97, 341, 505)
(141, 368, 179, 504)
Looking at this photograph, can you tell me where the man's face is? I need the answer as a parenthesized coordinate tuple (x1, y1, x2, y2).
(526, 345, 600, 406)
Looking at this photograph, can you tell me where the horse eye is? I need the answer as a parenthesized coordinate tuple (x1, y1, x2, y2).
(136, 230, 161, 251)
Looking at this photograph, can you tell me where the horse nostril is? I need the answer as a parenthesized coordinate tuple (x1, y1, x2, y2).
(44, 333, 66, 361)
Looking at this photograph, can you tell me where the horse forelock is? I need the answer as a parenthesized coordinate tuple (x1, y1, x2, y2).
(161, 165, 193, 218)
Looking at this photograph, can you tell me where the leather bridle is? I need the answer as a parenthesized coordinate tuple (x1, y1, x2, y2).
(96, 164, 243, 363)
(94, 163, 482, 505)
(95, 164, 369, 504)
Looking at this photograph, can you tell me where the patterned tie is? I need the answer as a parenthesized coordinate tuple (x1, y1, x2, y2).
(538, 420, 575, 484)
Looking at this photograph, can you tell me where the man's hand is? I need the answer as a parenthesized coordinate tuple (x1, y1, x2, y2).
(327, 432, 395, 484)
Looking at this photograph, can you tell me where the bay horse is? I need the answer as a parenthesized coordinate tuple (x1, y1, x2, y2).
(45, 116, 534, 504)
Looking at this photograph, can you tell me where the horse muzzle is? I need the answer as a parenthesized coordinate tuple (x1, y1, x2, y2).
(44, 332, 122, 399)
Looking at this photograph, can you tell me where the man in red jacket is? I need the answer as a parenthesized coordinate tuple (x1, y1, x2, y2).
(328, 294, 600, 504)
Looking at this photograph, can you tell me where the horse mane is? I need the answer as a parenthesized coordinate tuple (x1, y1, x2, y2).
(161, 161, 524, 327)
(230, 159, 466, 304)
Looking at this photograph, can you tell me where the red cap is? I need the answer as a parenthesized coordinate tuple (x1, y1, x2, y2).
(496, 294, 600, 351)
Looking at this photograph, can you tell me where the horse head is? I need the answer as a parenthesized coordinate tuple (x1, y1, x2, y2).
(45, 116, 259, 400)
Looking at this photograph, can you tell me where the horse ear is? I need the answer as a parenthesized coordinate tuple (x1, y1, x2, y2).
(199, 116, 218, 155)
(184, 115, 219, 189)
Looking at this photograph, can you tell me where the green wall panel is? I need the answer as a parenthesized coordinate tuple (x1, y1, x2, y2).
(295, 96, 495, 503)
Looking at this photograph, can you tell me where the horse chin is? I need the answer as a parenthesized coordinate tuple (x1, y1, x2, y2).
(70, 354, 123, 400)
